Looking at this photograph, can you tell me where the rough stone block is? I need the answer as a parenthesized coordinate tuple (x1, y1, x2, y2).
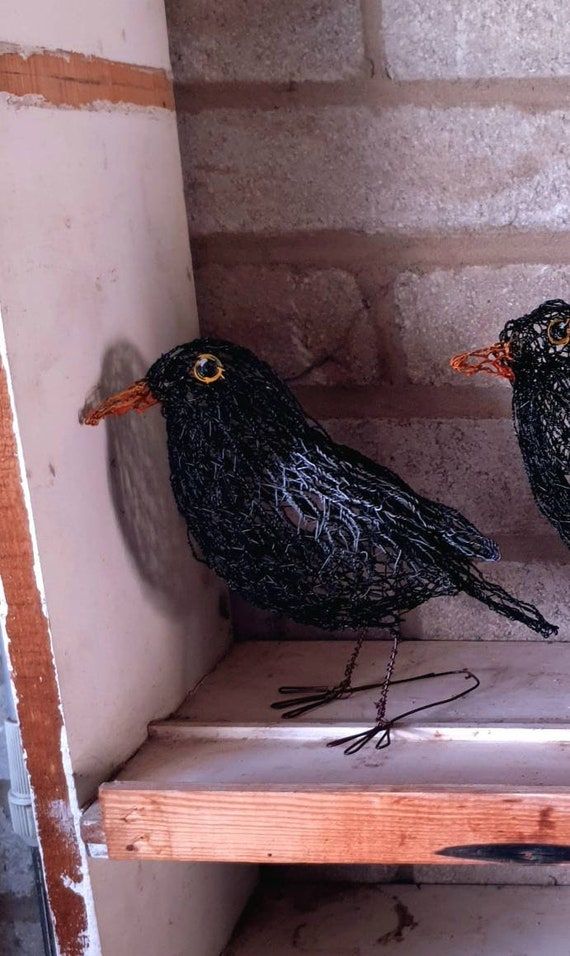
(395, 264, 570, 386)
(404, 557, 568, 641)
(166, 0, 365, 82)
(326, 418, 546, 536)
(195, 264, 377, 384)
(382, 0, 570, 80)
(180, 107, 570, 235)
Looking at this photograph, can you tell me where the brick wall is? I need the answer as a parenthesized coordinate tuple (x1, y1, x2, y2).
(166, 0, 569, 642)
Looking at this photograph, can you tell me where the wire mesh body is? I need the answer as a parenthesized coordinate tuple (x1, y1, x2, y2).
(501, 300, 570, 550)
(146, 340, 556, 639)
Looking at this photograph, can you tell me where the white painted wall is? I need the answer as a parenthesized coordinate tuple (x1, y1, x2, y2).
(1, 2, 172, 68)
(0, 101, 231, 799)
(0, 4, 256, 952)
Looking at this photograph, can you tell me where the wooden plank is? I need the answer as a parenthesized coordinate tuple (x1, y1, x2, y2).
(0, 350, 96, 951)
(100, 786, 570, 864)
(85, 720, 570, 852)
(152, 721, 570, 741)
(0, 49, 174, 109)
(86, 639, 570, 862)
(174, 640, 570, 725)
(111, 727, 570, 788)
(80, 801, 106, 850)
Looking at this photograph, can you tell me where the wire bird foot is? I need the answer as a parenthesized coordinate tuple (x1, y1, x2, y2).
(271, 682, 353, 719)
(327, 721, 392, 754)
(271, 668, 477, 720)
(327, 669, 481, 755)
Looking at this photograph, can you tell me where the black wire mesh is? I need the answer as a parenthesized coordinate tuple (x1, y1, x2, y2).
(146, 339, 556, 640)
(500, 299, 570, 551)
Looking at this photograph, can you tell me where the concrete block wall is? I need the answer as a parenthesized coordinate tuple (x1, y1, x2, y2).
(166, 0, 570, 642)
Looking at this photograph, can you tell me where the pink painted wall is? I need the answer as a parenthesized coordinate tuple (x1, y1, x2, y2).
(0, 5, 256, 953)
(2, 1, 172, 67)
(1, 102, 229, 799)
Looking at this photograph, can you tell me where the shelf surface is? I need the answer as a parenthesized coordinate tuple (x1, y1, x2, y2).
(224, 882, 570, 956)
(84, 640, 570, 864)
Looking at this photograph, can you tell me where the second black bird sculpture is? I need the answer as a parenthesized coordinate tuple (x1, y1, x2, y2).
(85, 340, 557, 752)
(451, 298, 570, 551)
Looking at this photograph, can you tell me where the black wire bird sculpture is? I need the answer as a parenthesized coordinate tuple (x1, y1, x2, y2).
(451, 298, 570, 551)
(84, 340, 557, 753)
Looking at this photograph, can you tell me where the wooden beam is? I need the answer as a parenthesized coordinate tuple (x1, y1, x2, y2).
(0, 354, 97, 952)
(100, 786, 570, 864)
(87, 640, 570, 864)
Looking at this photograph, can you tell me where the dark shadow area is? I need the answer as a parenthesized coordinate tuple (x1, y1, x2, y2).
(230, 592, 400, 643)
(84, 340, 212, 620)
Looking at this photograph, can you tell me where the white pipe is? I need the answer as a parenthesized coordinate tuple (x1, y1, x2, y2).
(1, 575, 37, 845)
(4, 718, 36, 846)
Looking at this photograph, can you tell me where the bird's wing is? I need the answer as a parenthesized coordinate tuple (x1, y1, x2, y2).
(315, 431, 499, 563)
(417, 498, 500, 562)
(541, 378, 569, 471)
(514, 378, 569, 547)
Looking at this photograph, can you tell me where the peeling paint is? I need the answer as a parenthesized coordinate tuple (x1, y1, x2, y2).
(0, 48, 174, 111)
(0, 315, 101, 955)
(0, 41, 74, 61)
(0, 91, 172, 117)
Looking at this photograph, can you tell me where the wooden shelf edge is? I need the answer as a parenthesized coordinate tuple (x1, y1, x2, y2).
(80, 801, 108, 858)
(147, 720, 570, 743)
(94, 787, 570, 864)
(79, 639, 570, 864)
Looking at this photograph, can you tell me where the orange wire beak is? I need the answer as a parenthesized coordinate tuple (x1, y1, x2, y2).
(449, 341, 515, 382)
(82, 379, 158, 426)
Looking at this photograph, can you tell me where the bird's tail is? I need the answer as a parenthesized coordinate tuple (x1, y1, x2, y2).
(458, 566, 557, 639)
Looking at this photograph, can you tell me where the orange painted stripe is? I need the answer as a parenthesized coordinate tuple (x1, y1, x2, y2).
(0, 50, 174, 110)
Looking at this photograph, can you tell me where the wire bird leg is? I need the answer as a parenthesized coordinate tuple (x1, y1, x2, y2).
(324, 629, 399, 754)
(271, 630, 366, 719)
(272, 667, 480, 713)
(272, 627, 421, 719)
(328, 668, 481, 755)
(271, 627, 481, 754)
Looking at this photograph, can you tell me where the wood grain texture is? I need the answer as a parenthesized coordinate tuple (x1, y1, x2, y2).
(100, 786, 570, 864)
(80, 801, 105, 846)
(0, 363, 90, 954)
(88, 638, 570, 863)
(0, 49, 174, 109)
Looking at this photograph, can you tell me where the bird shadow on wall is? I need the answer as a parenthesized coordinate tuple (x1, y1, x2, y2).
(84, 340, 227, 623)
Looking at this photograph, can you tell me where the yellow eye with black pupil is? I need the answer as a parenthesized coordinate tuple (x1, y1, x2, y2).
(547, 319, 570, 347)
(192, 353, 224, 384)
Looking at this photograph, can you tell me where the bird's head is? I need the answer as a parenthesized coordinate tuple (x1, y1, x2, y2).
(83, 339, 304, 427)
(450, 299, 570, 385)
